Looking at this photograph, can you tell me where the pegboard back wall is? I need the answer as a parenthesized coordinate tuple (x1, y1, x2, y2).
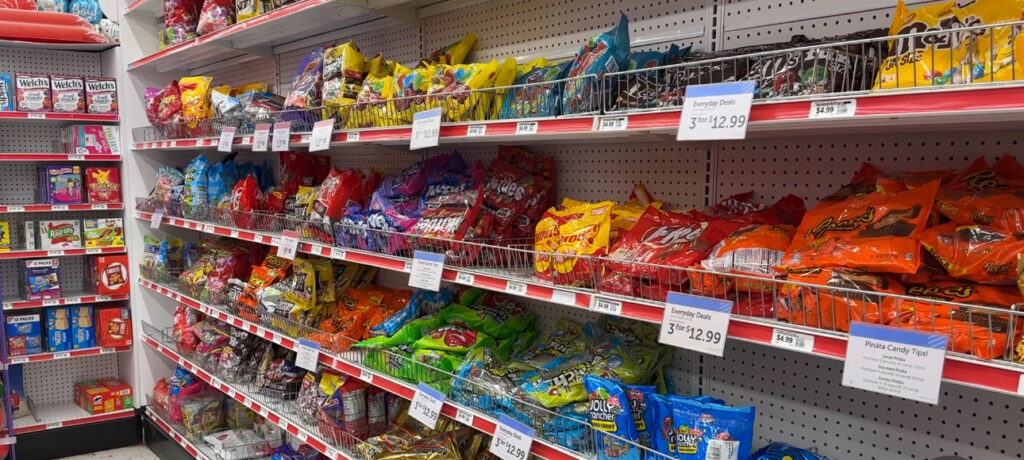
(706, 340, 1023, 459)
(0, 125, 80, 153)
(714, 131, 1023, 206)
(0, 46, 103, 76)
(22, 354, 120, 406)
(1, 255, 86, 299)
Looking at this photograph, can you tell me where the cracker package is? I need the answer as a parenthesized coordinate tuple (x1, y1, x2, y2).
(96, 305, 132, 347)
(45, 307, 71, 352)
(70, 305, 95, 349)
(6, 313, 42, 357)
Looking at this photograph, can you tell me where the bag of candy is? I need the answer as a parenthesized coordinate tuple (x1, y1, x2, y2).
(562, 13, 629, 115)
(196, 0, 234, 35)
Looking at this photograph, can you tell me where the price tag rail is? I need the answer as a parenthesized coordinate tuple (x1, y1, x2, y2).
(6, 344, 131, 365)
(131, 208, 1024, 398)
(5, 404, 135, 436)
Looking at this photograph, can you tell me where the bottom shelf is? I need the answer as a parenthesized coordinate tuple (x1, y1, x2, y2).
(146, 406, 218, 460)
(11, 402, 135, 435)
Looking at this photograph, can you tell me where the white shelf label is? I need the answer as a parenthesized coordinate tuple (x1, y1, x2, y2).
(410, 108, 442, 150)
(217, 126, 236, 152)
(809, 99, 856, 119)
(771, 328, 814, 353)
(68, 155, 85, 161)
(410, 382, 446, 429)
(330, 248, 347, 260)
(53, 352, 70, 359)
(91, 204, 108, 210)
(455, 408, 474, 426)
(347, 131, 359, 142)
(28, 113, 45, 119)
(9, 357, 28, 364)
(677, 81, 755, 141)
(52, 205, 68, 211)
(455, 272, 475, 285)
(590, 296, 622, 315)
(150, 209, 164, 229)
(295, 339, 320, 372)
(359, 368, 373, 382)
(551, 290, 576, 307)
(258, 407, 269, 418)
(515, 122, 538, 135)
(309, 119, 335, 152)
(47, 250, 63, 256)
(271, 122, 291, 151)
(169, 141, 177, 148)
(409, 251, 445, 292)
(325, 447, 340, 459)
(45, 422, 62, 429)
(252, 124, 270, 151)
(842, 323, 947, 405)
(597, 116, 628, 131)
(489, 414, 535, 460)
(467, 125, 487, 136)
(95, 295, 111, 301)
(658, 292, 732, 356)
(7, 206, 23, 212)
(101, 347, 115, 354)
(42, 299, 59, 306)
(505, 281, 527, 296)
(276, 230, 300, 260)
(85, 248, 101, 254)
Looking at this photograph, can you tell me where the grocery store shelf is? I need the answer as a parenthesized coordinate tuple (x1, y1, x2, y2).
(0, 40, 118, 52)
(130, 85, 1024, 151)
(135, 209, 1024, 398)
(0, 247, 126, 260)
(0, 203, 123, 213)
(7, 344, 131, 365)
(146, 407, 216, 460)
(0, 154, 121, 162)
(3, 292, 128, 310)
(9, 403, 134, 435)
(138, 277, 587, 460)
(141, 332, 355, 460)
(0, 112, 119, 123)
(126, 0, 388, 73)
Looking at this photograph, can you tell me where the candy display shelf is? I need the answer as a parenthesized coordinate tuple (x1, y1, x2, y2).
(0, 40, 118, 52)
(2, 293, 128, 310)
(0, 203, 123, 213)
(0, 154, 121, 162)
(8, 404, 134, 435)
(0, 247, 126, 260)
(134, 208, 1024, 398)
(145, 407, 217, 460)
(0, 112, 118, 123)
(7, 345, 131, 365)
(137, 277, 588, 460)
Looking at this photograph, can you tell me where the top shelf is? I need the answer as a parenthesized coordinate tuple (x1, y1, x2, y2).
(0, 112, 119, 124)
(0, 39, 118, 52)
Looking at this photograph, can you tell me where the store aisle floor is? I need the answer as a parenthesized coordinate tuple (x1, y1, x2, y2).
(58, 444, 158, 460)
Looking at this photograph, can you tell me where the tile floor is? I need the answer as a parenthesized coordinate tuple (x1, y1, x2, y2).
(58, 444, 159, 460)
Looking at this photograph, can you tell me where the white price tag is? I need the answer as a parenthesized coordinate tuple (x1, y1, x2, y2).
(85, 248, 101, 254)
(169, 141, 177, 148)
(95, 295, 111, 301)
(42, 299, 59, 306)
(150, 209, 164, 229)
(53, 352, 71, 359)
(597, 116, 628, 131)
(590, 297, 622, 315)
(359, 368, 373, 382)
(842, 323, 947, 405)
(252, 123, 271, 151)
(809, 99, 856, 119)
(658, 292, 732, 356)
(347, 131, 360, 142)
(47, 250, 63, 256)
(771, 328, 814, 353)
(409, 251, 445, 292)
(45, 422, 62, 429)
(325, 447, 340, 459)
(505, 281, 527, 296)
(411, 108, 442, 150)
(676, 81, 755, 141)
(276, 230, 300, 260)
(52, 205, 68, 211)
(455, 408, 474, 426)
(258, 407, 269, 418)
(271, 122, 291, 151)
(550, 290, 577, 306)
(68, 155, 85, 161)
(28, 113, 45, 119)
(466, 125, 487, 137)
(455, 272, 475, 285)
(295, 339, 321, 372)
(309, 119, 334, 152)
(226, 387, 237, 398)
(91, 204, 108, 210)
(9, 357, 28, 364)
(217, 126, 236, 152)
(7, 206, 24, 212)
(489, 415, 535, 460)
(410, 383, 446, 429)
(101, 347, 115, 354)
(515, 122, 538, 135)
(329, 248, 346, 260)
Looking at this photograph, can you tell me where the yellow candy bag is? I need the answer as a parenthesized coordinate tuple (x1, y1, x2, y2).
(534, 201, 613, 286)
(957, 0, 1024, 83)
(426, 61, 500, 121)
(323, 42, 366, 119)
(422, 32, 477, 66)
(230, 82, 268, 96)
(393, 65, 431, 125)
(346, 55, 396, 128)
(178, 76, 213, 129)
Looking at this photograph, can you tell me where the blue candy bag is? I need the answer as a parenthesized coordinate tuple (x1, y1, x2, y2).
(369, 289, 453, 337)
(500, 61, 570, 119)
(671, 397, 755, 460)
(650, 394, 675, 456)
(562, 12, 630, 115)
(751, 442, 827, 460)
(623, 383, 657, 452)
(585, 374, 642, 460)
(0, 74, 12, 111)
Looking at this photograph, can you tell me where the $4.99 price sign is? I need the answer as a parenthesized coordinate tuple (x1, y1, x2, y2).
(489, 414, 536, 460)
(658, 292, 733, 356)
(676, 81, 755, 141)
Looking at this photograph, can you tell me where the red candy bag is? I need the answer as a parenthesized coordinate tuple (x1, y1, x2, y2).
(311, 167, 364, 222)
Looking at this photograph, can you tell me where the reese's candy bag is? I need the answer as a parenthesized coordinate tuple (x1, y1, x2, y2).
(778, 268, 902, 333)
(920, 222, 1024, 285)
(935, 155, 1024, 233)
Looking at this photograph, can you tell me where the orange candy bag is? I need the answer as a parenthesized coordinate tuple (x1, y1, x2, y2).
(777, 268, 902, 333)
(919, 223, 1024, 286)
(934, 155, 1024, 233)
(534, 201, 613, 286)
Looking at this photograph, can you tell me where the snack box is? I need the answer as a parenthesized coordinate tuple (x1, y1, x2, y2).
(44, 306, 70, 352)
(69, 305, 94, 349)
(38, 219, 82, 249)
(0, 73, 12, 111)
(74, 378, 133, 415)
(85, 167, 121, 203)
(86, 255, 129, 295)
(83, 218, 124, 248)
(62, 125, 120, 156)
(6, 312, 42, 357)
(23, 221, 35, 250)
(15, 73, 51, 112)
(37, 165, 83, 204)
(20, 258, 61, 301)
(0, 221, 10, 252)
(95, 305, 131, 347)
(50, 75, 85, 114)
(85, 77, 117, 115)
